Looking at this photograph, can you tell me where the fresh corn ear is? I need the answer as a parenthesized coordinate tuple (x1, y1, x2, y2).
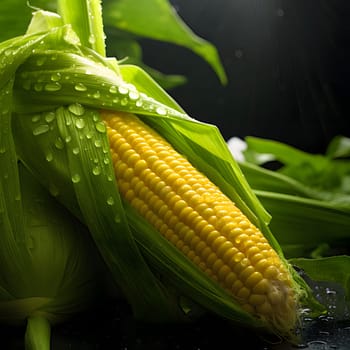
(101, 110, 298, 334)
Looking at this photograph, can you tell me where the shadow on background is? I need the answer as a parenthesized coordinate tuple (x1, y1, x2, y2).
(141, 0, 350, 153)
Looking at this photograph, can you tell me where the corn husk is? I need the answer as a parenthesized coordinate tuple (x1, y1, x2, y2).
(1, 8, 324, 338)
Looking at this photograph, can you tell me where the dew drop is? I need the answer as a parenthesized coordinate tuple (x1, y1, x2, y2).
(44, 112, 56, 123)
(95, 122, 106, 133)
(107, 196, 114, 205)
(120, 98, 128, 106)
(118, 85, 128, 95)
(51, 72, 61, 82)
(86, 131, 93, 139)
(88, 34, 96, 45)
(74, 83, 87, 92)
(109, 86, 117, 94)
(92, 166, 101, 175)
(55, 137, 64, 149)
(68, 103, 85, 116)
(93, 91, 101, 99)
(33, 124, 49, 136)
(135, 100, 143, 107)
(114, 214, 121, 223)
(72, 147, 80, 155)
(129, 90, 139, 100)
(156, 106, 167, 115)
(34, 83, 43, 92)
(44, 82, 62, 92)
(103, 157, 110, 164)
(31, 115, 41, 123)
(49, 183, 59, 197)
(65, 135, 72, 143)
(94, 139, 102, 148)
(46, 152, 53, 162)
(71, 174, 81, 183)
(36, 57, 46, 66)
(0, 147, 6, 154)
(75, 118, 85, 129)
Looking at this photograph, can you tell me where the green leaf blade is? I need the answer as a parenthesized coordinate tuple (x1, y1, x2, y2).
(103, 0, 227, 84)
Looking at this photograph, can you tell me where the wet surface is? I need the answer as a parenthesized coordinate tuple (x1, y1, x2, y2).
(2, 281, 350, 350)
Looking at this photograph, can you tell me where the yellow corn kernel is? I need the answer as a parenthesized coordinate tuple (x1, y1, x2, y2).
(101, 110, 298, 335)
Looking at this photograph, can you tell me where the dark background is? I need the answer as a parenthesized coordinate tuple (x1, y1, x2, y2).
(141, 0, 350, 154)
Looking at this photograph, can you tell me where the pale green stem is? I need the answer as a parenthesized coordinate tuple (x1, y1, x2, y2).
(24, 316, 51, 350)
(57, 0, 106, 56)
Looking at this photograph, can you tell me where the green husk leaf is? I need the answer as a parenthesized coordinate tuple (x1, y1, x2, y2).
(0, 0, 33, 41)
(58, 0, 105, 56)
(243, 136, 350, 207)
(253, 190, 350, 257)
(102, 0, 227, 84)
(0, 160, 101, 349)
(4, 6, 321, 335)
(13, 105, 268, 328)
(14, 105, 184, 322)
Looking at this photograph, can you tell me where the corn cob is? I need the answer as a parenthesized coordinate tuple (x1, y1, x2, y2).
(101, 110, 298, 334)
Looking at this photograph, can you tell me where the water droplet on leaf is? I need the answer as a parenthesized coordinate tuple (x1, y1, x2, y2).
(75, 118, 85, 129)
(71, 174, 81, 183)
(92, 166, 101, 175)
(68, 103, 85, 116)
(74, 83, 87, 92)
(95, 122, 106, 133)
(33, 124, 49, 136)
